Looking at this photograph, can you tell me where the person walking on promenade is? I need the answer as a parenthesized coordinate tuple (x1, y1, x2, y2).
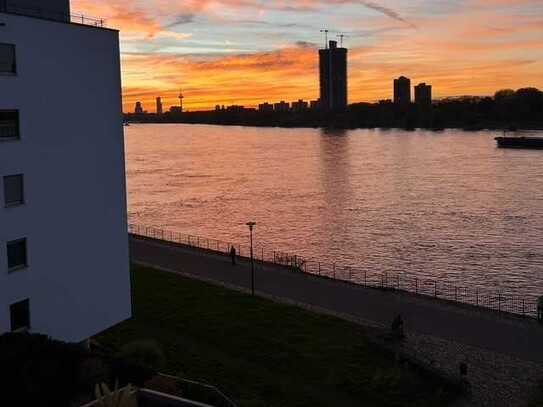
(391, 314, 405, 340)
(230, 245, 236, 266)
(538, 295, 543, 323)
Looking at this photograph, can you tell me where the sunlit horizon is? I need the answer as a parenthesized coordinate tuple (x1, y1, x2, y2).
(73, 0, 543, 112)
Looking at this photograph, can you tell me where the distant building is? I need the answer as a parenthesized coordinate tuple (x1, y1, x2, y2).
(258, 102, 274, 113)
(415, 83, 432, 107)
(291, 99, 308, 112)
(169, 106, 183, 114)
(274, 101, 290, 112)
(226, 105, 244, 113)
(310, 99, 321, 110)
(215, 105, 222, 112)
(319, 40, 348, 111)
(156, 97, 163, 115)
(135, 101, 143, 114)
(394, 76, 411, 105)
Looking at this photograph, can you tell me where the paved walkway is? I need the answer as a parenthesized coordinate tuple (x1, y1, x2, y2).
(130, 235, 543, 364)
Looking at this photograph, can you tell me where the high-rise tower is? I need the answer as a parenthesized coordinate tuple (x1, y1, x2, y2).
(156, 97, 163, 115)
(394, 76, 411, 105)
(319, 40, 348, 111)
(414, 83, 432, 107)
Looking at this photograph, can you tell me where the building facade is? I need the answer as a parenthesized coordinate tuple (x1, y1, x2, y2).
(319, 40, 348, 111)
(291, 99, 308, 112)
(274, 101, 290, 112)
(0, 2, 131, 342)
(394, 76, 411, 105)
(258, 102, 273, 113)
(415, 83, 432, 107)
(1, 0, 71, 22)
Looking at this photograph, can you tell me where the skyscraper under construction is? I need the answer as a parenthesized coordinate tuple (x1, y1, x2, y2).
(319, 40, 348, 111)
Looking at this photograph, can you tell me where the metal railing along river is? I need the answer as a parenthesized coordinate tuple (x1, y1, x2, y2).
(129, 224, 538, 318)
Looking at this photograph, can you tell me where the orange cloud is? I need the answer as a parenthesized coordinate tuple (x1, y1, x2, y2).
(71, 0, 543, 112)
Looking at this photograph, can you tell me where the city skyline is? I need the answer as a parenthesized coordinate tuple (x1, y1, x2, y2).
(73, 0, 543, 112)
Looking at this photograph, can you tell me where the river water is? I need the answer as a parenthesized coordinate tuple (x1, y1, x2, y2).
(125, 124, 543, 300)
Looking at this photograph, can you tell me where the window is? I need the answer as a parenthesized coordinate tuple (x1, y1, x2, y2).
(0, 110, 19, 140)
(3, 174, 24, 207)
(7, 238, 27, 271)
(10, 299, 30, 332)
(0, 43, 16, 74)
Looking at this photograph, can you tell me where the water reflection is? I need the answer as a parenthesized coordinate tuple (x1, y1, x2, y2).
(317, 128, 354, 262)
(125, 124, 543, 299)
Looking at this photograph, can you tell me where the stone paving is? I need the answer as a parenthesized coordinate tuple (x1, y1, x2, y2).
(402, 332, 543, 407)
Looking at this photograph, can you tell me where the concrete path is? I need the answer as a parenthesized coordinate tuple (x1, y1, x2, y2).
(129, 236, 543, 364)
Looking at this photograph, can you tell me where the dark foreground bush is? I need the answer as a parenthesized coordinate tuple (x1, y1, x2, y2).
(120, 340, 165, 372)
(110, 340, 165, 387)
(0, 333, 89, 406)
(0, 333, 169, 406)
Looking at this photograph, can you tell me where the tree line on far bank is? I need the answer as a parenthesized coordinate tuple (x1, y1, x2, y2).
(125, 87, 543, 130)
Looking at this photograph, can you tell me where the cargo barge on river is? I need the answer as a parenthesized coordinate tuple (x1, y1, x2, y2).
(495, 133, 543, 149)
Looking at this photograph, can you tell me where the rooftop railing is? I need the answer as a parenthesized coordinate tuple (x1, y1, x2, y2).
(2, 4, 106, 28)
(129, 224, 539, 319)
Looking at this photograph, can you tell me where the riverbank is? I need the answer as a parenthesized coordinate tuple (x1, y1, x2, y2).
(97, 265, 460, 407)
(127, 235, 543, 406)
(124, 116, 543, 132)
(124, 88, 543, 131)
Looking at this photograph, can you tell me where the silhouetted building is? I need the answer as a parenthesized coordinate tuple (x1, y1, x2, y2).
(258, 102, 274, 113)
(319, 40, 348, 111)
(0, 0, 131, 342)
(394, 76, 411, 105)
(170, 106, 183, 113)
(415, 83, 432, 107)
(156, 97, 163, 115)
(274, 101, 290, 112)
(135, 101, 143, 114)
(291, 99, 308, 112)
(310, 99, 321, 110)
(226, 105, 245, 113)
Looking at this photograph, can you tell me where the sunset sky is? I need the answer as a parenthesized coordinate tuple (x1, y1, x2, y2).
(73, 0, 543, 112)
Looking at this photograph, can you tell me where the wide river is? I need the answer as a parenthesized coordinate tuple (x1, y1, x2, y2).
(125, 124, 543, 300)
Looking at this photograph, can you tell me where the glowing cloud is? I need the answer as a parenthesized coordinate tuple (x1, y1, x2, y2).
(72, 0, 543, 112)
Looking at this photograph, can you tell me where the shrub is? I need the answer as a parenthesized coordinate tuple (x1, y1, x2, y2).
(0, 333, 88, 406)
(112, 340, 166, 386)
(119, 340, 165, 372)
(78, 357, 111, 393)
(95, 382, 138, 407)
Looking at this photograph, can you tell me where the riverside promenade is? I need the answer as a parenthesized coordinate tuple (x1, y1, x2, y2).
(130, 235, 543, 406)
(130, 235, 543, 363)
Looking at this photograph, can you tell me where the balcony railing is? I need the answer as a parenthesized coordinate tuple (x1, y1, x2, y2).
(2, 4, 106, 27)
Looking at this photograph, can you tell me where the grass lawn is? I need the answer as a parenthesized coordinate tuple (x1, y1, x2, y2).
(97, 266, 460, 407)
(526, 384, 543, 407)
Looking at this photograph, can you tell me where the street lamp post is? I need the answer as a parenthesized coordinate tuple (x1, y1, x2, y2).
(246, 222, 256, 296)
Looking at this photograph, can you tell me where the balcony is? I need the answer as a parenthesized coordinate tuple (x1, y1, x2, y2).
(1, 4, 106, 28)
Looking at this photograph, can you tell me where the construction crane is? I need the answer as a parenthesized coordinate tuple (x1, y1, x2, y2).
(320, 29, 329, 48)
(336, 33, 348, 48)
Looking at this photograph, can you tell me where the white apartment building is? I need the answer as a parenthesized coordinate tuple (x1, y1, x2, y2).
(0, 0, 131, 342)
